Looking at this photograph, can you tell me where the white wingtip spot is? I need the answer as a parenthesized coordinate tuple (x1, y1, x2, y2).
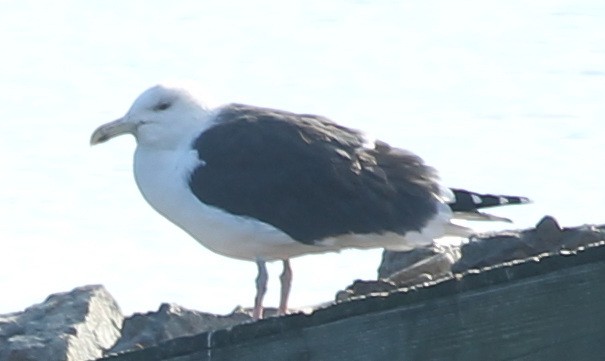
(439, 186, 455, 203)
(471, 194, 483, 204)
(499, 197, 509, 204)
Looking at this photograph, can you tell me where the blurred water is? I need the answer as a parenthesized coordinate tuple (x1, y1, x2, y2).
(0, 0, 603, 315)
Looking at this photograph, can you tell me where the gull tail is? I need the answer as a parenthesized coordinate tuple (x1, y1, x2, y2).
(447, 188, 531, 223)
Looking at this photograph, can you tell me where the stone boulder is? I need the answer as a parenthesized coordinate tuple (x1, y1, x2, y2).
(0, 285, 123, 361)
(107, 303, 252, 355)
(340, 217, 605, 300)
(453, 216, 605, 272)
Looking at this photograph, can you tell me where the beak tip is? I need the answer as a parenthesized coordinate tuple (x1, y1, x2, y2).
(90, 117, 132, 146)
(90, 137, 103, 146)
(89, 132, 106, 146)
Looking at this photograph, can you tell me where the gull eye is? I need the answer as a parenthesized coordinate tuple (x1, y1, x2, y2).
(154, 102, 172, 111)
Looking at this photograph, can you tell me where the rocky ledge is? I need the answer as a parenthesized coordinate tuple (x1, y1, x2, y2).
(0, 217, 603, 361)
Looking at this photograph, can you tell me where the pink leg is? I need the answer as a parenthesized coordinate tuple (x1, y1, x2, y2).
(278, 259, 292, 315)
(253, 260, 268, 319)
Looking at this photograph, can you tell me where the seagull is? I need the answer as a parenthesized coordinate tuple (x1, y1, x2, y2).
(90, 84, 529, 319)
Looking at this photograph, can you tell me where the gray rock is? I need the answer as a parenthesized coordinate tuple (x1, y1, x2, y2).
(106, 303, 252, 355)
(377, 244, 461, 283)
(386, 249, 459, 286)
(453, 217, 605, 272)
(339, 245, 461, 302)
(0, 285, 123, 361)
(377, 247, 440, 279)
(344, 217, 605, 300)
(335, 279, 398, 302)
(378, 217, 605, 280)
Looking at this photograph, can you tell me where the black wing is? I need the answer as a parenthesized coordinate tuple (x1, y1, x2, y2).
(449, 189, 530, 212)
(447, 188, 531, 223)
(189, 104, 441, 244)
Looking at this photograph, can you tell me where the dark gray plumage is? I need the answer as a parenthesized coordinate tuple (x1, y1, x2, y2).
(189, 104, 441, 244)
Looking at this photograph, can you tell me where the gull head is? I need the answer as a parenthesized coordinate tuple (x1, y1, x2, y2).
(90, 84, 213, 149)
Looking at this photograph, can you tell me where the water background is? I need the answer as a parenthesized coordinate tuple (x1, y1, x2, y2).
(0, 0, 603, 315)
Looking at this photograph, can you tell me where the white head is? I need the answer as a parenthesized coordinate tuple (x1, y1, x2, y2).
(90, 84, 214, 149)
